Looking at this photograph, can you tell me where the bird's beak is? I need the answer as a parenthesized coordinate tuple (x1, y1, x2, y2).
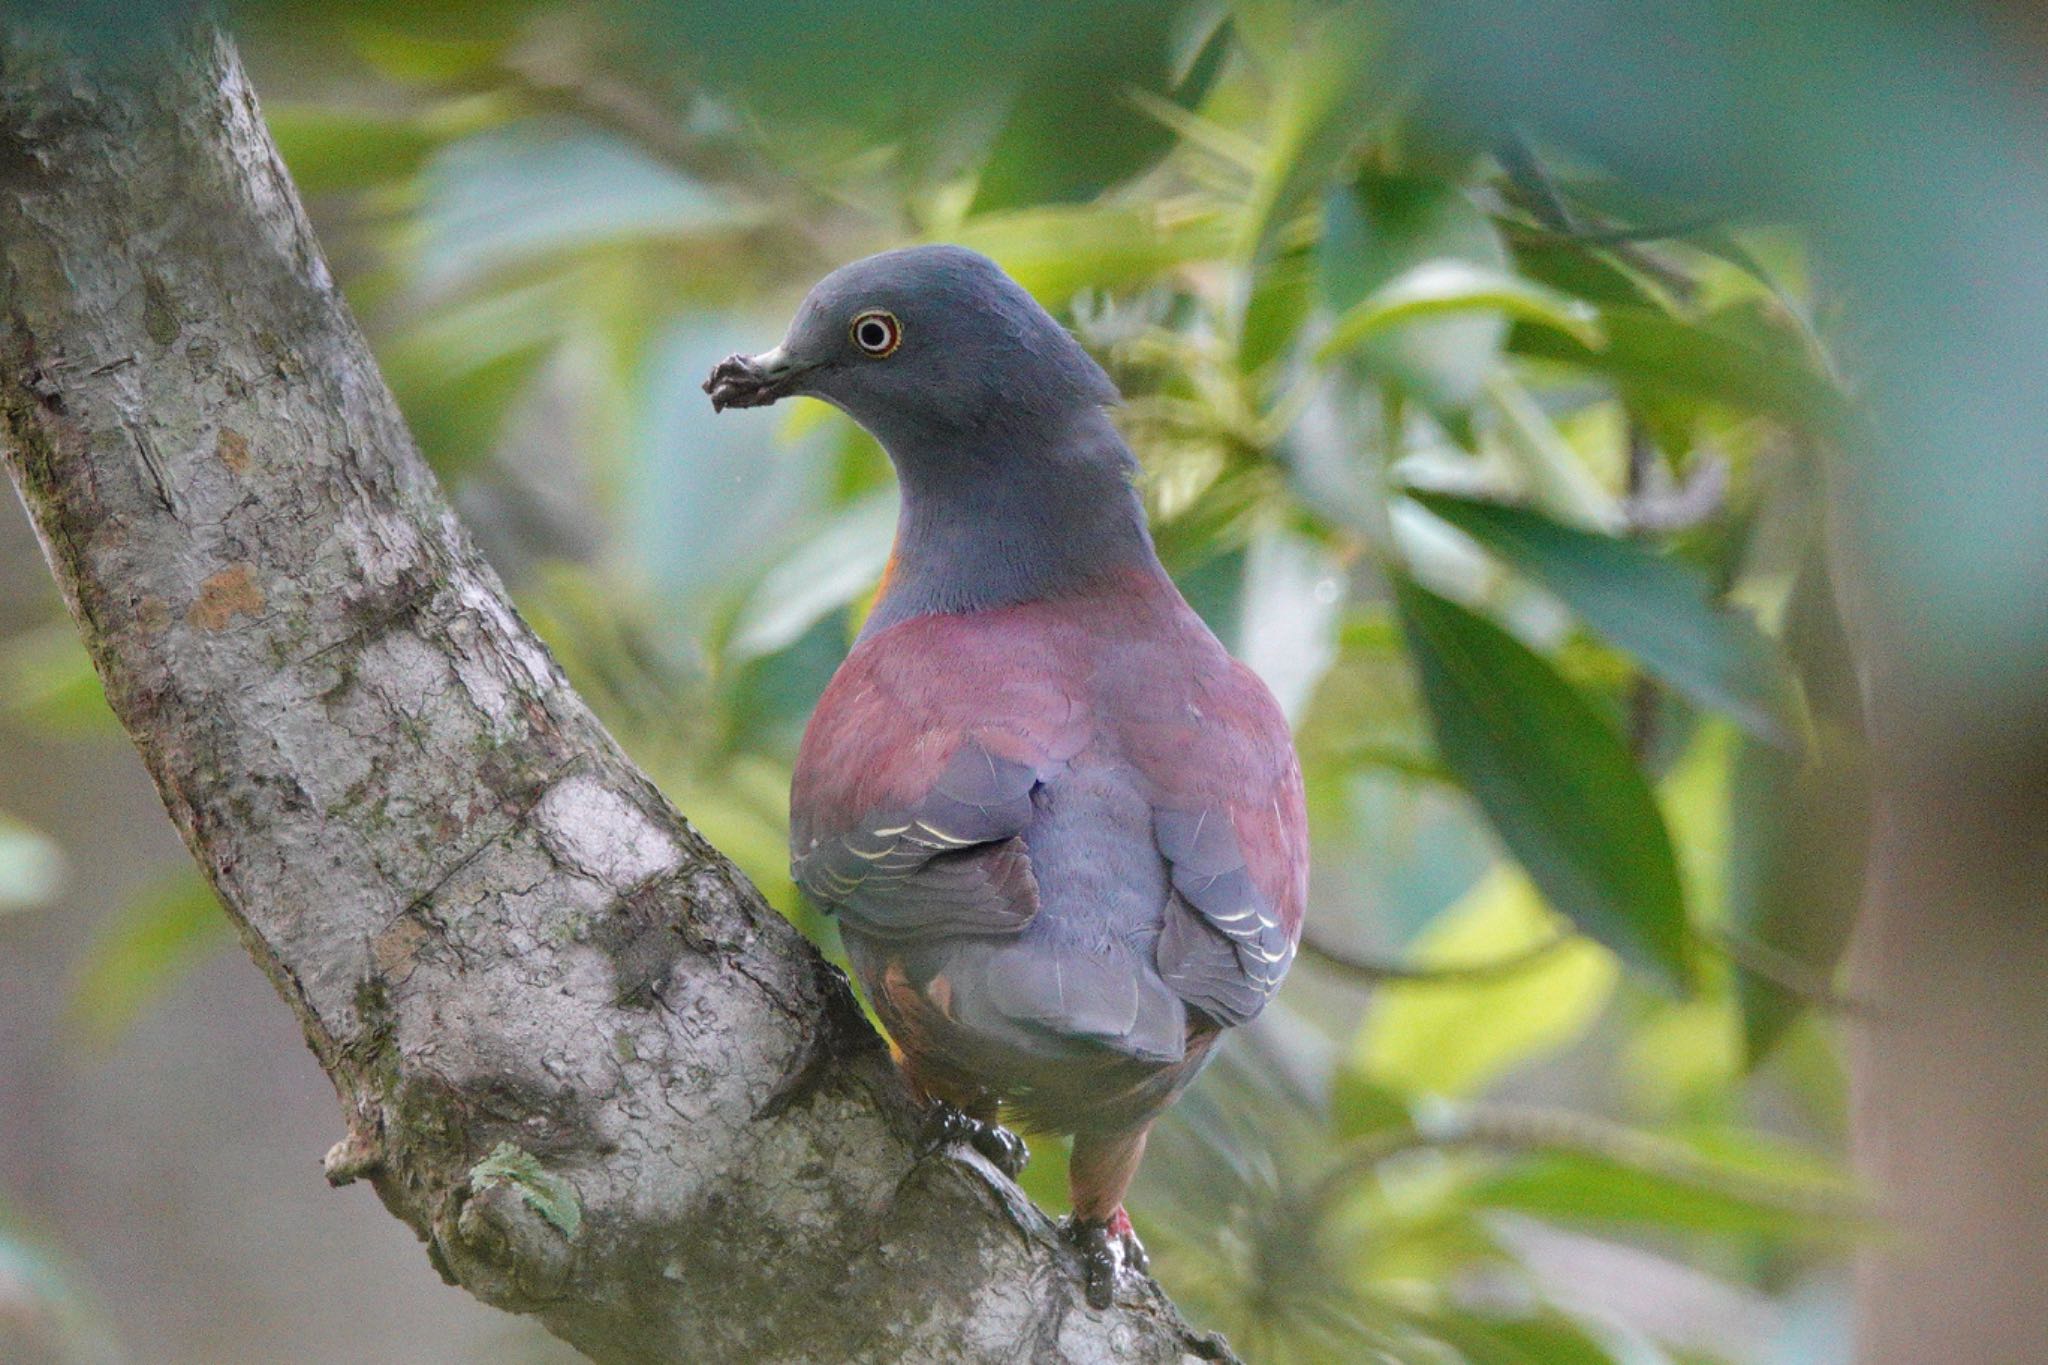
(703, 345, 809, 412)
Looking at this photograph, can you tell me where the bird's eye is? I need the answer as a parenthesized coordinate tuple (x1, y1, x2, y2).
(850, 309, 901, 358)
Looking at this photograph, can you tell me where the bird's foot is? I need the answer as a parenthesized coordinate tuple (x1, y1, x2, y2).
(918, 1100, 1030, 1180)
(1062, 1207, 1150, 1310)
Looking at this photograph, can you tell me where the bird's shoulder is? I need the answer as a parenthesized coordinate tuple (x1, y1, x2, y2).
(794, 566, 1299, 823)
(1073, 583, 1298, 798)
(793, 601, 1093, 829)
(789, 600, 1099, 937)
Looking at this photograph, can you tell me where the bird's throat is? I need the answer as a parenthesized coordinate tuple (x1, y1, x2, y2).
(862, 441, 1157, 638)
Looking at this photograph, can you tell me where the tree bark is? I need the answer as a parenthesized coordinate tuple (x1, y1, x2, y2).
(0, 25, 1233, 1365)
(1837, 518, 2048, 1360)
(1846, 748, 2048, 1364)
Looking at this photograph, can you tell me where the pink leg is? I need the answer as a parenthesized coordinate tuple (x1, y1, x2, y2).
(1069, 1125, 1148, 1218)
(1065, 1126, 1153, 1308)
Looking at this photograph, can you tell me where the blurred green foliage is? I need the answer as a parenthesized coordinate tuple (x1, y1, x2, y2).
(0, 1200, 123, 1365)
(3, 1, 1879, 1359)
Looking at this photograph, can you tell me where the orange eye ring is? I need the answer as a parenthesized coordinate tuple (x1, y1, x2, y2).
(850, 309, 902, 358)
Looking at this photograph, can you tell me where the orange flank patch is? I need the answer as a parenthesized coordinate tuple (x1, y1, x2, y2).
(876, 542, 901, 600)
(880, 958, 925, 1046)
(925, 973, 953, 1018)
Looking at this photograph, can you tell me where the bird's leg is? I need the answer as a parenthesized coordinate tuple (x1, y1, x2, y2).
(1063, 1125, 1153, 1309)
(917, 1096, 1030, 1180)
(1062, 1206, 1150, 1310)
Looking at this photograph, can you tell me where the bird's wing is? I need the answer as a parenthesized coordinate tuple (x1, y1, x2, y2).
(1126, 659, 1308, 1027)
(790, 613, 1087, 941)
(793, 737, 1045, 939)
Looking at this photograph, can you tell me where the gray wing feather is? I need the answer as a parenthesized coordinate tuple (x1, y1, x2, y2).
(1152, 807, 1295, 1026)
(794, 739, 1044, 939)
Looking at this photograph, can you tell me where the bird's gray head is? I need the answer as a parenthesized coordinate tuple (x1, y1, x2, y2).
(703, 245, 1119, 455)
(706, 246, 1155, 628)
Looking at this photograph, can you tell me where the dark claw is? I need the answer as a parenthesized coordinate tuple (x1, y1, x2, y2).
(918, 1101, 1030, 1180)
(1061, 1214, 1149, 1310)
(971, 1122, 1030, 1178)
(1124, 1230, 1150, 1276)
(1067, 1218, 1119, 1310)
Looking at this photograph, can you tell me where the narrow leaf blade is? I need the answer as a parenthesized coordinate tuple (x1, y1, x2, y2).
(1510, 305, 1852, 437)
(1411, 490, 1797, 744)
(1394, 575, 1690, 988)
(1318, 260, 1603, 363)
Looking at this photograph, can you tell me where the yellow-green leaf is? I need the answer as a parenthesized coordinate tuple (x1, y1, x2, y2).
(1318, 260, 1604, 363)
(1356, 869, 1617, 1097)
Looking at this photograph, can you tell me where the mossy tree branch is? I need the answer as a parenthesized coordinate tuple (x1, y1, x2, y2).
(0, 24, 1232, 1365)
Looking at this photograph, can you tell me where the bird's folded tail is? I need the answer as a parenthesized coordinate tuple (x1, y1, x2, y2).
(970, 938, 1187, 1066)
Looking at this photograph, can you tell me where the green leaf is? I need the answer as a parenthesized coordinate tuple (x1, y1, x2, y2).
(1225, 0, 1302, 77)
(386, 333, 552, 477)
(1319, 259, 1603, 363)
(1295, 619, 1496, 945)
(1505, 226, 1666, 310)
(1726, 735, 1868, 1066)
(63, 869, 231, 1048)
(1510, 306, 1852, 437)
(1329, 1070, 1412, 1141)
(266, 104, 452, 195)
(968, 2, 1228, 211)
(1409, 490, 1797, 744)
(1466, 1130, 1868, 1242)
(1355, 869, 1618, 1097)
(950, 205, 1231, 306)
(1479, 375, 1626, 529)
(1320, 172, 1519, 411)
(1409, 1309, 1621, 1365)
(1236, 2, 1388, 266)
(1394, 575, 1690, 988)
(724, 494, 895, 663)
(1014, 1130, 1075, 1218)
(1238, 239, 1318, 377)
(1726, 553, 1871, 1063)
(0, 621, 117, 735)
(1236, 526, 1344, 723)
(346, 22, 512, 83)
(412, 127, 755, 294)
(0, 812, 63, 912)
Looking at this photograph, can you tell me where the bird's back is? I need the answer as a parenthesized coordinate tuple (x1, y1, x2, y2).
(791, 565, 1305, 1133)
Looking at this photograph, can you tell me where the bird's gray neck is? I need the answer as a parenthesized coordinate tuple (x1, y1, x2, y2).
(861, 413, 1158, 638)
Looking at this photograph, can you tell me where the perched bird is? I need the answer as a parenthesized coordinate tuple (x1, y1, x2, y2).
(705, 245, 1306, 1309)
